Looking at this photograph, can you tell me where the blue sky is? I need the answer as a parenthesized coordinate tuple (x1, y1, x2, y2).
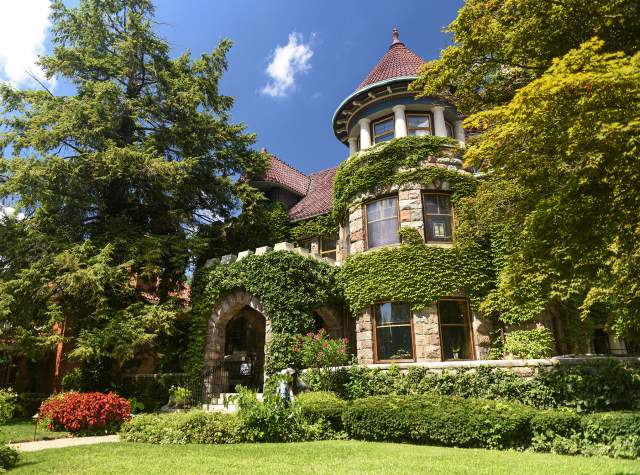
(0, 0, 463, 174)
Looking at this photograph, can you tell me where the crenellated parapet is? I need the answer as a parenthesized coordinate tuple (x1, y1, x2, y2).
(204, 241, 338, 269)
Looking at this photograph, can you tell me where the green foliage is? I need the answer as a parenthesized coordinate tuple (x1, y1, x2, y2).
(504, 329, 555, 359)
(0, 0, 266, 371)
(398, 227, 423, 245)
(342, 394, 535, 449)
(120, 410, 240, 444)
(338, 243, 493, 313)
(295, 330, 349, 369)
(228, 386, 331, 443)
(186, 251, 342, 376)
(306, 361, 640, 412)
(332, 135, 468, 218)
(296, 391, 347, 432)
(0, 445, 19, 472)
(411, 0, 640, 113)
(0, 389, 17, 425)
(265, 334, 304, 375)
(456, 40, 640, 336)
(290, 214, 338, 242)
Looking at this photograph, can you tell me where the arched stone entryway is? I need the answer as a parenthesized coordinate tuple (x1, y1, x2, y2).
(203, 291, 347, 392)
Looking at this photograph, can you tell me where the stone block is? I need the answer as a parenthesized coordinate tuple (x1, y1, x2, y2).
(350, 229, 364, 242)
(274, 242, 294, 252)
(203, 257, 220, 268)
(350, 240, 364, 254)
(237, 250, 253, 260)
(255, 246, 272, 255)
(294, 247, 310, 257)
(400, 209, 412, 222)
(221, 254, 237, 265)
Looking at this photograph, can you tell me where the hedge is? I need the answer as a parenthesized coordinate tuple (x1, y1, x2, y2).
(341, 394, 536, 449)
(296, 391, 347, 432)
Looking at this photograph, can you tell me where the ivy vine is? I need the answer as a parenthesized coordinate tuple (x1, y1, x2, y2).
(337, 243, 495, 314)
(332, 135, 471, 217)
(290, 214, 339, 241)
(186, 251, 342, 376)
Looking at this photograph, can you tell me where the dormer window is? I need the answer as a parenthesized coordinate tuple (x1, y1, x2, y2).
(372, 116, 395, 144)
(407, 113, 432, 136)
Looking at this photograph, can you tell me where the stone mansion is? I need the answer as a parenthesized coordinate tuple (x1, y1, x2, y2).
(199, 29, 628, 389)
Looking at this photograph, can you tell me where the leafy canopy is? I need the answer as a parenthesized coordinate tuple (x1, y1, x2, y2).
(461, 39, 640, 338)
(0, 0, 264, 370)
(411, 0, 640, 113)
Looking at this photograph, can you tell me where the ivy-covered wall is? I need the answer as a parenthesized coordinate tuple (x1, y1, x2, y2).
(186, 251, 343, 376)
(338, 243, 494, 314)
(333, 135, 471, 217)
(290, 214, 338, 242)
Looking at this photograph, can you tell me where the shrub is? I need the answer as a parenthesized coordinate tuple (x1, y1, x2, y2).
(504, 328, 555, 359)
(0, 388, 17, 425)
(295, 330, 349, 369)
(297, 391, 347, 431)
(342, 394, 535, 449)
(120, 411, 240, 444)
(532, 360, 640, 412)
(39, 392, 131, 435)
(398, 227, 423, 245)
(0, 445, 19, 472)
(117, 374, 187, 412)
(529, 409, 581, 439)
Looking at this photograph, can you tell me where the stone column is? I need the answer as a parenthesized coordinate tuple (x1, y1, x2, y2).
(454, 120, 465, 145)
(359, 118, 372, 150)
(392, 104, 407, 138)
(431, 106, 447, 137)
(348, 136, 358, 156)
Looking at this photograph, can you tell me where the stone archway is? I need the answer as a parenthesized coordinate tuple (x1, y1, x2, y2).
(313, 306, 344, 339)
(204, 291, 272, 368)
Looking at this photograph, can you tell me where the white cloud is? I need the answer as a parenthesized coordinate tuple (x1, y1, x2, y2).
(261, 32, 313, 98)
(0, 0, 56, 89)
(0, 206, 24, 222)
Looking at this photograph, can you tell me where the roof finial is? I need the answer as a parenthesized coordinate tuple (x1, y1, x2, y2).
(391, 27, 400, 45)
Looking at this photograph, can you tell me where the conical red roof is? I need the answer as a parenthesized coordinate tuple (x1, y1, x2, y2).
(356, 28, 426, 91)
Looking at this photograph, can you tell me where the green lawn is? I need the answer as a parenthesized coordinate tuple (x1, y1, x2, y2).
(0, 419, 69, 443)
(11, 440, 640, 474)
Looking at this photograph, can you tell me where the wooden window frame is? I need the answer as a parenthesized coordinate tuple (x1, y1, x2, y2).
(363, 194, 401, 250)
(422, 191, 455, 244)
(371, 114, 395, 144)
(372, 302, 416, 363)
(437, 298, 476, 361)
(406, 112, 434, 136)
(320, 235, 337, 259)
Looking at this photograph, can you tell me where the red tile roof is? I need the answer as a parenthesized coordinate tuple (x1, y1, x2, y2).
(356, 29, 426, 91)
(289, 167, 337, 222)
(259, 155, 310, 196)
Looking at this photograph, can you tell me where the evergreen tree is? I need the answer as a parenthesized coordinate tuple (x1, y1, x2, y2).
(0, 0, 265, 377)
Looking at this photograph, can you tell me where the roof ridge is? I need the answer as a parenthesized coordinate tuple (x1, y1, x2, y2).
(269, 154, 309, 178)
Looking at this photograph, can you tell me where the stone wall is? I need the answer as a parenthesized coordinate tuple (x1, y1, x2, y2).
(355, 303, 490, 364)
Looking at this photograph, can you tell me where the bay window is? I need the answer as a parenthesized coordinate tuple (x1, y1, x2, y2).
(374, 302, 415, 362)
(438, 299, 474, 360)
(365, 196, 399, 249)
(423, 193, 453, 243)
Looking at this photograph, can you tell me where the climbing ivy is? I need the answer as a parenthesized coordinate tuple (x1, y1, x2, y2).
(290, 214, 339, 242)
(337, 243, 494, 314)
(332, 135, 471, 217)
(186, 251, 342, 376)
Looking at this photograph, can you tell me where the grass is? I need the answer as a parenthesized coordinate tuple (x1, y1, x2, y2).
(11, 440, 640, 474)
(0, 419, 69, 443)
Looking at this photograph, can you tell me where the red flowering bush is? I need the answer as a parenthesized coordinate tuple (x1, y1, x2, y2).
(39, 392, 131, 435)
(294, 329, 350, 369)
